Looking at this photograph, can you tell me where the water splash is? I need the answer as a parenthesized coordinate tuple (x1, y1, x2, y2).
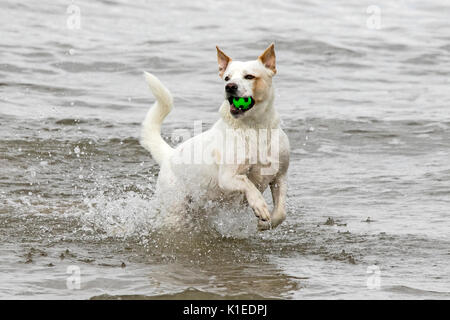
(80, 191, 160, 240)
(79, 185, 258, 246)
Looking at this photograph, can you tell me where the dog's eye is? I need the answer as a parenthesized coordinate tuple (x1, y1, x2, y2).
(224, 76, 230, 81)
(244, 75, 255, 80)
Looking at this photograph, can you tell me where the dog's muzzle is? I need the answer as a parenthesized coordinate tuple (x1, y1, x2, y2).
(227, 96, 255, 116)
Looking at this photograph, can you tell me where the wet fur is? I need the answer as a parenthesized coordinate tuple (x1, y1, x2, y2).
(140, 43, 290, 231)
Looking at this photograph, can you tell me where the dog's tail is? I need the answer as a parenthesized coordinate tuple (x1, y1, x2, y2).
(140, 72, 174, 165)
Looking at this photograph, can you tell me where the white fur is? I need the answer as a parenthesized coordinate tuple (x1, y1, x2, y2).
(140, 72, 174, 165)
(140, 46, 290, 230)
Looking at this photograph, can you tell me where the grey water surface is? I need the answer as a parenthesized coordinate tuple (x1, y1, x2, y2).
(0, 0, 449, 299)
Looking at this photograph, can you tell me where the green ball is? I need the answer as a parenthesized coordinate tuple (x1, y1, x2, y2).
(232, 97, 253, 110)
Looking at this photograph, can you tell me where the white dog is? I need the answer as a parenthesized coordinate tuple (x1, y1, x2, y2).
(140, 43, 290, 230)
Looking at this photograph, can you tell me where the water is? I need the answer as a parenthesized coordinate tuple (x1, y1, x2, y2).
(1, 0, 449, 299)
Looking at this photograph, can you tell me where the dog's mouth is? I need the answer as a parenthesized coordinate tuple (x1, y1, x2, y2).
(227, 96, 255, 117)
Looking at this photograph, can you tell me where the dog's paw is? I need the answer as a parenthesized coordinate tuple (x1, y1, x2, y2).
(270, 210, 286, 228)
(258, 210, 286, 231)
(257, 219, 272, 231)
(247, 194, 271, 222)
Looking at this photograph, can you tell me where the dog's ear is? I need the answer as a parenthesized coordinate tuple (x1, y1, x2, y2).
(258, 43, 276, 74)
(216, 46, 231, 78)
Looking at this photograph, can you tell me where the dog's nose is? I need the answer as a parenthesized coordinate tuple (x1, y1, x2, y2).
(225, 83, 238, 93)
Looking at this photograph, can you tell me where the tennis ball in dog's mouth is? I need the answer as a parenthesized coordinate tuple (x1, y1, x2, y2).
(231, 96, 254, 110)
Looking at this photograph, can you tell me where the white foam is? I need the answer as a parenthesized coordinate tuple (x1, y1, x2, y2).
(78, 187, 258, 244)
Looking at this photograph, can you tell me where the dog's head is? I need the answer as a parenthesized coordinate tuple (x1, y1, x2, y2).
(216, 43, 276, 119)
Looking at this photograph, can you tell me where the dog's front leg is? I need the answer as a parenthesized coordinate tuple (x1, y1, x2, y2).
(259, 174, 287, 231)
(218, 165, 271, 224)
